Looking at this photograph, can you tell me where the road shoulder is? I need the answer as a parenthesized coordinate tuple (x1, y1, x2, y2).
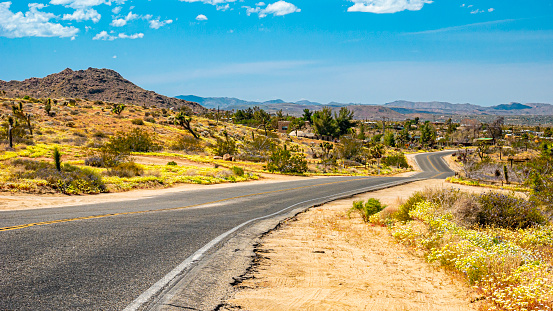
(221, 179, 491, 311)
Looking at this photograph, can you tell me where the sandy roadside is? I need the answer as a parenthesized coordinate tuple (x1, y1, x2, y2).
(222, 176, 509, 311)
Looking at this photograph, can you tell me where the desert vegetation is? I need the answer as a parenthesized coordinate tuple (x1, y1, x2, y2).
(0, 95, 418, 195)
(360, 188, 552, 310)
(7, 93, 552, 196)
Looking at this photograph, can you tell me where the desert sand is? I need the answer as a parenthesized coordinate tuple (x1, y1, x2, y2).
(223, 177, 507, 311)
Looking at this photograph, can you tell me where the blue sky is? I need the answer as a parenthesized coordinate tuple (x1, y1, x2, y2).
(0, 0, 552, 106)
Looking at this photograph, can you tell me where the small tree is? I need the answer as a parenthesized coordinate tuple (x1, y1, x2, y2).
(312, 107, 337, 138)
(44, 98, 52, 116)
(253, 107, 272, 136)
(288, 117, 306, 136)
(242, 134, 275, 161)
(302, 109, 313, 124)
(53, 147, 62, 172)
(214, 131, 236, 156)
(111, 104, 126, 115)
(12, 103, 33, 136)
(357, 122, 366, 141)
(476, 141, 490, 161)
(383, 132, 396, 147)
(334, 107, 355, 137)
(489, 117, 504, 144)
(175, 111, 199, 139)
(266, 145, 308, 174)
(337, 135, 363, 163)
(319, 142, 336, 169)
(7, 116, 14, 148)
(419, 121, 436, 147)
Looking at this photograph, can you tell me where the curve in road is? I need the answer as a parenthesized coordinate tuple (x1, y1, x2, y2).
(0, 151, 453, 311)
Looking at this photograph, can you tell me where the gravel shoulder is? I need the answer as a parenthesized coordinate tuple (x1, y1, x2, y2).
(222, 179, 502, 311)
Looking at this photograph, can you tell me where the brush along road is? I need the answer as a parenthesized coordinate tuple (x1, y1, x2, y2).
(0, 151, 453, 311)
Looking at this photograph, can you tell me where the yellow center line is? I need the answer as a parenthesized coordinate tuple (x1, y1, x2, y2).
(0, 177, 369, 233)
(427, 154, 440, 172)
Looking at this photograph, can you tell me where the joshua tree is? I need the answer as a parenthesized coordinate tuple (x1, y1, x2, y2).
(111, 104, 126, 115)
(174, 112, 199, 139)
(7, 116, 14, 148)
(12, 103, 32, 136)
(44, 98, 52, 116)
(53, 147, 62, 172)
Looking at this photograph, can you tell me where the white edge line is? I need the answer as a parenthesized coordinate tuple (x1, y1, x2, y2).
(123, 179, 417, 311)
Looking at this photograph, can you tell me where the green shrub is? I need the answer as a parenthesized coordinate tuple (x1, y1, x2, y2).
(108, 162, 143, 178)
(213, 132, 236, 156)
(232, 166, 244, 176)
(477, 192, 546, 229)
(266, 146, 308, 174)
(93, 131, 107, 138)
(108, 128, 160, 153)
(53, 147, 62, 172)
(131, 119, 144, 125)
(395, 191, 425, 221)
(241, 135, 276, 162)
(10, 159, 106, 194)
(170, 135, 204, 152)
(167, 161, 178, 166)
(350, 198, 386, 222)
(382, 152, 409, 168)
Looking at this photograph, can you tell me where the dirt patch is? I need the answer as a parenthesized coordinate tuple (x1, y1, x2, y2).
(223, 179, 493, 311)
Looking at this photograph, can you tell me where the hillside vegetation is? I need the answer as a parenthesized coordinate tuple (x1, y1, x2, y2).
(0, 95, 412, 195)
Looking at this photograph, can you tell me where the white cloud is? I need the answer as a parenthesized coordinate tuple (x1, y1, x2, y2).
(113, 55, 117, 58)
(262, 1, 300, 16)
(179, 0, 236, 5)
(196, 14, 208, 21)
(93, 30, 143, 40)
(245, 1, 300, 18)
(216, 4, 230, 11)
(0, 2, 79, 38)
(110, 11, 138, 27)
(118, 32, 143, 39)
(62, 8, 101, 23)
(347, 0, 432, 14)
(112, 6, 121, 14)
(50, 0, 107, 9)
(488, 8, 494, 12)
(149, 18, 173, 29)
(470, 9, 484, 14)
(51, 0, 125, 9)
(92, 30, 111, 39)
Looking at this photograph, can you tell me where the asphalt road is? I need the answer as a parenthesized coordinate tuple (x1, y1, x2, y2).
(0, 151, 453, 311)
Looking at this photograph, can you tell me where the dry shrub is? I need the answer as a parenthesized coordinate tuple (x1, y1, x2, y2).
(170, 135, 204, 152)
(450, 195, 481, 227)
(107, 162, 143, 178)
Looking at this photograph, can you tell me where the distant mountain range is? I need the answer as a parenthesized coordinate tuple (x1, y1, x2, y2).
(177, 95, 553, 119)
(0, 68, 204, 112)
(2, 68, 550, 120)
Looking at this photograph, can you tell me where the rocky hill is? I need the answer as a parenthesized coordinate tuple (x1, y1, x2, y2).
(0, 68, 205, 112)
